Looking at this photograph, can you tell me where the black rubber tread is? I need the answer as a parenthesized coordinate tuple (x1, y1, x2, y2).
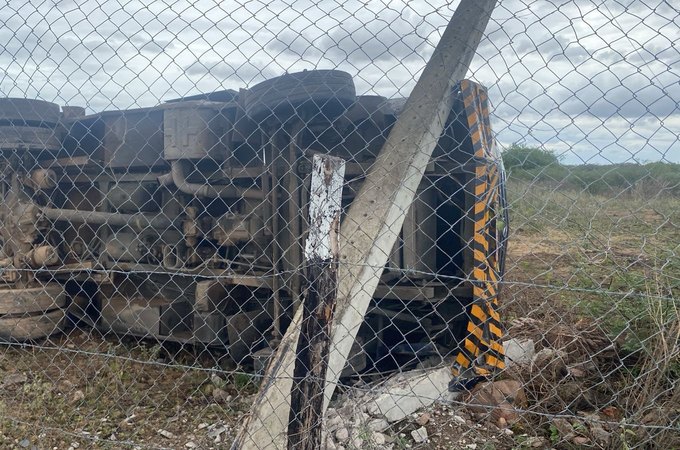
(244, 70, 356, 120)
(0, 125, 62, 151)
(0, 284, 67, 315)
(0, 98, 61, 125)
(0, 308, 65, 341)
(344, 95, 393, 124)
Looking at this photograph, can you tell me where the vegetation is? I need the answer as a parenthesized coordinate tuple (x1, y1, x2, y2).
(502, 143, 680, 196)
(502, 143, 561, 171)
(504, 170, 680, 448)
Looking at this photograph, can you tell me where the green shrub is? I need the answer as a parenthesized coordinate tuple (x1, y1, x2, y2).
(501, 143, 680, 197)
(502, 143, 560, 171)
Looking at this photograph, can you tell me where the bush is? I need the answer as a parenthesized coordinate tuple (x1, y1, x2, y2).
(502, 143, 560, 171)
(501, 143, 680, 197)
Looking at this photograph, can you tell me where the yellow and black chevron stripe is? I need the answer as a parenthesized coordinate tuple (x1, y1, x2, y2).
(452, 80, 505, 378)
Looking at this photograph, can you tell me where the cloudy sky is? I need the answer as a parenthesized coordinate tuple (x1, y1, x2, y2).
(0, 0, 677, 164)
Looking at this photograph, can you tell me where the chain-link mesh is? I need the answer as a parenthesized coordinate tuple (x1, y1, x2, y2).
(0, 0, 677, 449)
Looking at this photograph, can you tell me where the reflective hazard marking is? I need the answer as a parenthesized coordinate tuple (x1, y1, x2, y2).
(453, 79, 506, 378)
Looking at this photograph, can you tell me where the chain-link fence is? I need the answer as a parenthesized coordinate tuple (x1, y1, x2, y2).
(0, 0, 678, 449)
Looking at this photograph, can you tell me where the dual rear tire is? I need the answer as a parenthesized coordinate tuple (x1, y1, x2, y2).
(0, 284, 67, 341)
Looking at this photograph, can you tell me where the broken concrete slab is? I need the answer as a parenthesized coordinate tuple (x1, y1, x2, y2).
(362, 367, 455, 423)
(411, 426, 428, 443)
(503, 338, 535, 368)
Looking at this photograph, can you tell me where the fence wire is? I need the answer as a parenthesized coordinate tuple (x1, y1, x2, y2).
(0, 0, 678, 449)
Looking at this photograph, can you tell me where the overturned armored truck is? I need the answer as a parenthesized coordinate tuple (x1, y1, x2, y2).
(0, 70, 507, 376)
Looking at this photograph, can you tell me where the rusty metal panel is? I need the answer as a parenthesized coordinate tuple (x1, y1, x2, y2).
(65, 107, 166, 169)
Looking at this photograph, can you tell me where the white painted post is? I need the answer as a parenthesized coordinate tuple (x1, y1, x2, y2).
(232, 155, 345, 450)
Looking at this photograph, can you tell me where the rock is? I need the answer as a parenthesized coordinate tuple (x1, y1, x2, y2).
(19, 439, 30, 448)
(3, 373, 28, 388)
(590, 424, 611, 445)
(532, 349, 568, 381)
(373, 432, 386, 445)
(411, 427, 428, 443)
(351, 437, 364, 448)
(452, 415, 467, 426)
(326, 414, 343, 431)
(572, 436, 589, 445)
(158, 429, 174, 439)
(526, 436, 548, 448)
(364, 367, 453, 422)
(415, 412, 431, 426)
(367, 418, 389, 432)
(334, 404, 355, 421)
(212, 387, 232, 403)
(465, 444, 477, 449)
(207, 426, 227, 439)
(185, 442, 197, 448)
(497, 416, 507, 428)
(467, 380, 527, 424)
(335, 427, 350, 443)
(503, 338, 535, 368)
(324, 437, 337, 450)
(210, 373, 223, 386)
(119, 414, 137, 428)
(71, 390, 85, 404)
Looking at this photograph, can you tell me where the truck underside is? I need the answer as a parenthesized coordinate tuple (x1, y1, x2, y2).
(0, 71, 507, 376)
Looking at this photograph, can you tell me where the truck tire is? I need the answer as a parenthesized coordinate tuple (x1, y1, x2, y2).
(0, 285, 67, 315)
(244, 70, 356, 121)
(0, 98, 61, 125)
(0, 308, 66, 341)
(0, 126, 62, 151)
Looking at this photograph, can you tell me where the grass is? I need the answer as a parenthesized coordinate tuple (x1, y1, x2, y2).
(503, 176, 680, 448)
(505, 179, 680, 347)
(0, 333, 253, 449)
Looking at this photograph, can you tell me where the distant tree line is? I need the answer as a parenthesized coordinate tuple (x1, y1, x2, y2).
(501, 143, 680, 196)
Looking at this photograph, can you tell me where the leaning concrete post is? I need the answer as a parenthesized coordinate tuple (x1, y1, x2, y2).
(324, 0, 498, 411)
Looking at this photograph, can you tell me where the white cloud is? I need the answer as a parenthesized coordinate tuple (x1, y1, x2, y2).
(0, 0, 676, 164)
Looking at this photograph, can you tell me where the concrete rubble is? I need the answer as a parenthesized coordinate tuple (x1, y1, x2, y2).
(503, 338, 535, 368)
(316, 332, 619, 449)
(321, 366, 469, 449)
(411, 426, 428, 443)
(360, 367, 458, 422)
